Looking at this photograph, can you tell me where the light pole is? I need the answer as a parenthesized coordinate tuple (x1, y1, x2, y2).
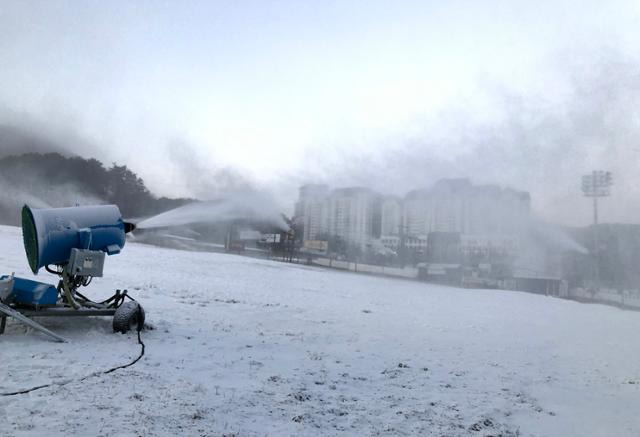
(581, 171, 613, 289)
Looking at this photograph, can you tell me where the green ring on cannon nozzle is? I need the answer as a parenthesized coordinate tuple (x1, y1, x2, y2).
(22, 205, 39, 274)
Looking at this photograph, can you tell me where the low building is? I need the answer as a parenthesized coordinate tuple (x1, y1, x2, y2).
(460, 234, 519, 262)
(380, 235, 400, 250)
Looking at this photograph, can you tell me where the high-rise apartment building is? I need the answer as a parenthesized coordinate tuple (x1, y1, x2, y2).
(294, 184, 329, 242)
(324, 187, 380, 251)
(402, 179, 530, 237)
(380, 196, 402, 236)
(294, 179, 530, 257)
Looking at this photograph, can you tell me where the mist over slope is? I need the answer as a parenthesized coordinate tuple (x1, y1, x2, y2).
(0, 152, 191, 224)
(2, 48, 639, 228)
(296, 49, 640, 226)
(0, 124, 71, 157)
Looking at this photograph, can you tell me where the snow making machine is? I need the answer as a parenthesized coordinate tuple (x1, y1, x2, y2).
(0, 205, 144, 342)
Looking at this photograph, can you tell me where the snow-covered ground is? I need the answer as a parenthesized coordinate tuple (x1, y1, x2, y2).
(0, 224, 639, 436)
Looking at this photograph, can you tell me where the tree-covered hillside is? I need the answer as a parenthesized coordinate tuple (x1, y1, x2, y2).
(0, 152, 191, 224)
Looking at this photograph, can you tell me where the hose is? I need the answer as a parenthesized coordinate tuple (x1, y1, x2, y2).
(61, 270, 81, 309)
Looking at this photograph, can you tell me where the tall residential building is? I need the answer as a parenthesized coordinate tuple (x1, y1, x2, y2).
(324, 187, 380, 251)
(430, 178, 471, 233)
(403, 189, 432, 237)
(381, 196, 402, 236)
(294, 184, 329, 242)
(465, 185, 530, 235)
(403, 179, 530, 238)
(294, 179, 530, 257)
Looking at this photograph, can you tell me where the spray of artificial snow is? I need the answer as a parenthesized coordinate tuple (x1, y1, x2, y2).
(531, 220, 588, 254)
(136, 192, 289, 230)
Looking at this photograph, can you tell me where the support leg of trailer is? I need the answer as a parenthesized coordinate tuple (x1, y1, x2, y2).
(0, 315, 6, 334)
(0, 302, 67, 343)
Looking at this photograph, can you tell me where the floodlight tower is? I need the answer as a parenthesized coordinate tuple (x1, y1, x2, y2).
(581, 170, 613, 288)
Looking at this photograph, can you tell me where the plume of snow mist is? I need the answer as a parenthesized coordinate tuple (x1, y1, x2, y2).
(135, 191, 289, 231)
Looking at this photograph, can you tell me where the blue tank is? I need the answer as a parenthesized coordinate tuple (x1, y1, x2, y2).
(22, 205, 130, 274)
(0, 275, 58, 306)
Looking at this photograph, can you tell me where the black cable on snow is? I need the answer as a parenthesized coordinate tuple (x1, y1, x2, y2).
(1, 316, 145, 397)
(103, 329, 145, 374)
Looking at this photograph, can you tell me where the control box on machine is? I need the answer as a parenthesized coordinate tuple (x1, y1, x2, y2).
(66, 248, 105, 277)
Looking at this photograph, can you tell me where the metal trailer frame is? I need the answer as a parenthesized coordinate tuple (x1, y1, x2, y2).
(0, 256, 135, 342)
(1, 270, 135, 341)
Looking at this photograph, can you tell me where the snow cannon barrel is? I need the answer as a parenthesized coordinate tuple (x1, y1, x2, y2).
(21, 204, 135, 274)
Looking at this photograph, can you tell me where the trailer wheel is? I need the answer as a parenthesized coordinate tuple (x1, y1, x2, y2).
(113, 301, 145, 333)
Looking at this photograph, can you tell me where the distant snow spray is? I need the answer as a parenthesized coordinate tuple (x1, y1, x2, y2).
(530, 221, 588, 254)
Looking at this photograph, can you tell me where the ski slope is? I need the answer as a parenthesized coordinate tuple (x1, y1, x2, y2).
(0, 225, 639, 436)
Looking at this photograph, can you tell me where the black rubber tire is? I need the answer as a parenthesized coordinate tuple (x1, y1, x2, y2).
(113, 301, 145, 333)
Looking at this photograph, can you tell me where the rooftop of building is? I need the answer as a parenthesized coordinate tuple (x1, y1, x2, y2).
(298, 179, 530, 203)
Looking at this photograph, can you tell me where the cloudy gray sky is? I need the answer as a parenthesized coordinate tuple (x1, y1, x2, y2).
(1, 0, 639, 225)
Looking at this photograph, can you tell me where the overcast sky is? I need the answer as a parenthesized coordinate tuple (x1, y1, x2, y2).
(1, 0, 639, 225)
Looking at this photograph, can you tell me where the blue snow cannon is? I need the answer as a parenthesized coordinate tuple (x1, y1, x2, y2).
(21, 204, 136, 274)
(0, 205, 143, 341)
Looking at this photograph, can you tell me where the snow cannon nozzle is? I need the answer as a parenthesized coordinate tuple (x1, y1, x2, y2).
(124, 221, 136, 234)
